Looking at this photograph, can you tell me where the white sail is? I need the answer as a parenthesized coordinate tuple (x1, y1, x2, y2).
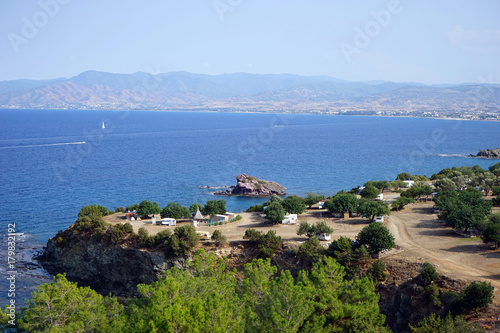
(101, 122, 105, 129)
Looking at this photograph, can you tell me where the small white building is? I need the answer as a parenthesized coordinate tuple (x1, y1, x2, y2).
(403, 180, 415, 188)
(377, 193, 384, 200)
(282, 214, 298, 224)
(212, 214, 229, 222)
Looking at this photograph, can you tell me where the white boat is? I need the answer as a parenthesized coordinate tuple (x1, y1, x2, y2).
(101, 122, 105, 129)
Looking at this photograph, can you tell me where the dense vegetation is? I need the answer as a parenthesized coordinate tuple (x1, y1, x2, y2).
(3, 251, 390, 332)
(4, 163, 499, 332)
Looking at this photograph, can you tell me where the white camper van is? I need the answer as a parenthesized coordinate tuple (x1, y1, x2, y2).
(158, 218, 176, 226)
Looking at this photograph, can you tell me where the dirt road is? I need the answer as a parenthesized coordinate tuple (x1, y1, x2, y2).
(387, 202, 500, 303)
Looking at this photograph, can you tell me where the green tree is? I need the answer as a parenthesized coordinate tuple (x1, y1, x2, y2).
(264, 201, 286, 223)
(160, 202, 190, 219)
(409, 313, 485, 333)
(243, 228, 263, 243)
(258, 230, 282, 258)
(136, 200, 161, 217)
(419, 262, 439, 286)
(19, 274, 123, 332)
(241, 258, 314, 333)
(169, 225, 199, 255)
(282, 195, 307, 214)
(367, 259, 387, 282)
(297, 221, 333, 238)
(299, 256, 387, 332)
(189, 202, 204, 215)
(211, 229, 227, 247)
(204, 199, 226, 215)
(357, 222, 396, 254)
(78, 204, 108, 219)
(325, 193, 358, 215)
(434, 178, 457, 192)
(396, 172, 412, 181)
(389, 179, 407, 190)
(445, 188, 492, 232)
(391, 196, 415, 211)
(304, 193, 325, 208)
(126, 250, 244, 333)
(297, 236, 325, 263)
(481, 213, 500, 248)
(461, 281, 494, 313)
(137, 227, 153, 247)
(357, 198, 391, 222)
(360, 185, 380, 199)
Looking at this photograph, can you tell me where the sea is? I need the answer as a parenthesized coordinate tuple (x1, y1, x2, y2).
(1, 109, 499, 306)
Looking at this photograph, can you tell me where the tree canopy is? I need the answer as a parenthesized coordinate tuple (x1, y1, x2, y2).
(357, 222, 396, 254)
(160, 202, 190, 219)
(357, 198, 391, 222)
(136, 200, 161, 217)
(204, 199, 226, 215)
(282, 195, 307, 214)
(325, 193, 358, 214)
(304, 193, 325, 208)
(264, 201, 286, 223)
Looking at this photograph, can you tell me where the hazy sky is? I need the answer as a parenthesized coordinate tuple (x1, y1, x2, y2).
(1, 0, 499, 84)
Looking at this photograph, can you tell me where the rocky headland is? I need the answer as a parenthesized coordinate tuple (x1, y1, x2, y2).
(214, 174, 286, 196)
(469, 148, 500, 159)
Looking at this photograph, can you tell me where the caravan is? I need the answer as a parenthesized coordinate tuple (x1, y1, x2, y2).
(158, 218, 176, 226)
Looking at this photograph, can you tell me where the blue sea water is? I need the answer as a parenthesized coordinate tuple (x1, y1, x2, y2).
(0, 109, 499, 305)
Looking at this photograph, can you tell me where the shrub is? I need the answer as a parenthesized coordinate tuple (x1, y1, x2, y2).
(297, 237, 324, 263)
(461, 281, 494, 313)
(169, 225, 199, 255)
(137, 227, 153, 247)
(115, 207, 125, 213)
(233, 215, 243, 221)
(243, 229, 263, 243)
(153, 230, 172, 247)
(257, 230, 282, 258)
(419, 262, 439, 286)
(246, 204, 264, 212)
(211, 230, 227, 247)
(409, 314, 484, 332)
(367, 259, 387, 282)
(424, 284, 441, 307)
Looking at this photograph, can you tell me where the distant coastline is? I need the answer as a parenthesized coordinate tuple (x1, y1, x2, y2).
(2, 108, 499, 123)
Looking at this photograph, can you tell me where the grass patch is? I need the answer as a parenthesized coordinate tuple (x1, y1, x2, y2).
(456, 237, 481, 243)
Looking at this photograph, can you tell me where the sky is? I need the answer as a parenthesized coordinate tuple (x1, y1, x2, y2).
(1, 0, 499, 84)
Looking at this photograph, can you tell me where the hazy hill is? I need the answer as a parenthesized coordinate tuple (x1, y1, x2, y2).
(1, 71, 499, 117)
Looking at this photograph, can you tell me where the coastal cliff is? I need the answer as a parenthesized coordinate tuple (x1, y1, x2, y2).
(214, 174, 286, 196)
(469, 148, 500, 159)
(37, 227, 186, 297)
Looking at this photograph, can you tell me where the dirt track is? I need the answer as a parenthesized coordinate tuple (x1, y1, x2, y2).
(106, 201, 500, 303)
(387, 202, 500, 303)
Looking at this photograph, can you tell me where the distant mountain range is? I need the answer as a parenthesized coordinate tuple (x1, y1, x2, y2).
(1, 71, 499, 118)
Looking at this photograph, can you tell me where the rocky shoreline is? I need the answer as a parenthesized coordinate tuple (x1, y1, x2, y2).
(469, 148, 500, 159)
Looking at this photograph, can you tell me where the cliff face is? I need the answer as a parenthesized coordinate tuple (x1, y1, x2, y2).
(37, 232, 185, 297)
(470, 148, 500, 159)
(215, 174, 286, 196)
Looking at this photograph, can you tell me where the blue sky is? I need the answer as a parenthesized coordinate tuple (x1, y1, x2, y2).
(1, 0, 499, 84)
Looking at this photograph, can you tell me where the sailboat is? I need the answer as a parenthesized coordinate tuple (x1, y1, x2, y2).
(101, 122, 105, 129)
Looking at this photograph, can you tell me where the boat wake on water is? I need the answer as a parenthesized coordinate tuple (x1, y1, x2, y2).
(0, 141, 86, 149)
(437, 153, 470, 158)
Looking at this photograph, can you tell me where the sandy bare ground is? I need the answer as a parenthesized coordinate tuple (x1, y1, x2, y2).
(105, 199, 500, 303)
(105, 210, 368, 245)
(387, 202, 500, 303)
